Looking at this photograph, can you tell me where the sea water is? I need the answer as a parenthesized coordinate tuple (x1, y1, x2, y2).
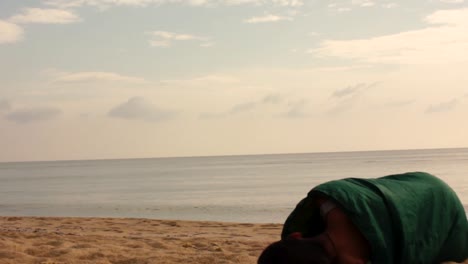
(0, 148, 467, 223)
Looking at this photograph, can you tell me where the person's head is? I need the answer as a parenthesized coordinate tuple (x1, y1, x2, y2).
(257, 238, 332, 264)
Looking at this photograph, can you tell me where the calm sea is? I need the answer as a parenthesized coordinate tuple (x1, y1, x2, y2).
(0, 148, 467, 223)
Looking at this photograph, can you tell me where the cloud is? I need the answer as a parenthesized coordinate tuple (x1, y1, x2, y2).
(314, 65, 372, 72)
(108, 97, 174, 122)
(201, 101, 257, 119)
(282, 100, 309, 118)
(160, 74, 240, 86)
(310, 8, 468, 64)
(53, 71, 147, 83)
(331, 82, 376, 99)
(45, 0, 303, 9)
(329, 0, 387, 11)
(200, 93, 285, 119)
(425, 8, 468, 25)
(6, 107, 61, 123)
(332, 84, 362, 98)
(244, 14, 292, 23)
(0, 20, 23, 44)
(336, 7, 352, 12)
(328, 82, 377, 114)
(439, 0, 464, 3)
(262, 94, 283, 104)
(270, 0, 303, 6)
(200, 42, 215, 47)
(351, 0, 375, 7)
(229, 93, 284, 114)
(9, 8, 80, 24)
(147, 31, 208, 47)
(327, 2, 353, 12)
(425, 99, 458, 113)
(229, 102, 257, 114)
(190, 75, 239, 83)
(381, 3, 398, 8)
(0, 100, 12, 112)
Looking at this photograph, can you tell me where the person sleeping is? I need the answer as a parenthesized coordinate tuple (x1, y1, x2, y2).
(258, 172, 468, 264)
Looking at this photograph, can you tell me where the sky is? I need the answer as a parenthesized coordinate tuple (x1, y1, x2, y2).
(1, 0, 468, 162)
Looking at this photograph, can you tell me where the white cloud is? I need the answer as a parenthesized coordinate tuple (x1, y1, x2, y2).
(147, 31, 207, 47)
(10, 8, 80, 24)
(108, 97, 174, 122)
(229, 101, 257, 114)
(271, 0, 303, 7)
(221, 0, 262, 5)
(351, 0, 375, 7)
(310, 8, 468, 64)
(45, 0, 303, 9)
(328, 3, 351, 12)
(150, 31, 199, 40)
(244, 14, 292, 23)
(200, 42, 215, 47)
(328, 0, 377, 12)
(6, 107, 61, 123)
(52, 71, 147, 83)
(381, 3, 398, 8)
(149, 40, 171, 47)
(439, 0, 464, 3)
(45, 0, 158, 9)
(424, 8, 468, 25)
(0, 20, 23, 44)
(336, 7, 352, 12)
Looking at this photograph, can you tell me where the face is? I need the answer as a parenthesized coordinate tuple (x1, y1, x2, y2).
(258, 239, 332, 264)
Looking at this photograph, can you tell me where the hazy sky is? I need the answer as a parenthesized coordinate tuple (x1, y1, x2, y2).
(1, 0, 468, 162)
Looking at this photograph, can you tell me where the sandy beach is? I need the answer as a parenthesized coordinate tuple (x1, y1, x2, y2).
(0, 216, 281, 264)
(1, 217, 468, 264)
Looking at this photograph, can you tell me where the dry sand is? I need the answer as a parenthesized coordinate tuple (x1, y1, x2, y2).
(2, 216, 467, 264)
(0, 216, 281, 264)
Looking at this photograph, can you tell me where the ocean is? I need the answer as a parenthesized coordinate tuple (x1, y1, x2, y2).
(0, 148, 467, 223)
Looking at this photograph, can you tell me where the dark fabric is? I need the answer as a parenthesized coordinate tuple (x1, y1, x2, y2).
(281, 172, 468, 264)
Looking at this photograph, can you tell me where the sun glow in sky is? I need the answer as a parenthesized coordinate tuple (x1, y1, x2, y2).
(1, 0, 468, 162)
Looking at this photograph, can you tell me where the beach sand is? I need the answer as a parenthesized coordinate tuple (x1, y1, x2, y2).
(0, 216, 281, 264)
(2, 216, 467, 264)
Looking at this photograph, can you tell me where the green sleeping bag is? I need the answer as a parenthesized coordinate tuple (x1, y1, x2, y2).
(282, 172, 468, 264)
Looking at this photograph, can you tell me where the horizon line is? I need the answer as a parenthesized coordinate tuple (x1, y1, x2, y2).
(1, 146, 468, 164)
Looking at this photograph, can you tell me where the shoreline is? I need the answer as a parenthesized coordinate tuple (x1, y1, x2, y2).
(0, 216, 281, 264)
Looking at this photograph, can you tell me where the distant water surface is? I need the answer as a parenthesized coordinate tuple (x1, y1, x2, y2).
(0, 148, 467, 223)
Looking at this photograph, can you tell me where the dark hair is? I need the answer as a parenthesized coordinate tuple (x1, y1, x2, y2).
(258, 239, 332, 264)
